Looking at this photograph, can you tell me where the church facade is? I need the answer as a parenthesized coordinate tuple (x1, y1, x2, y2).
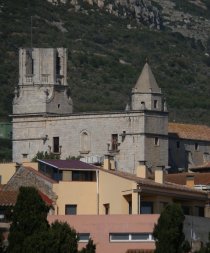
(12, 48, 168, 173)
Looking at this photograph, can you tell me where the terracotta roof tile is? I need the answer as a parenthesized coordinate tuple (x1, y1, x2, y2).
(168, 123, 210, 141)
(0, 191, 18, 206)
(165, 172, 210, 186)
(0, 190, 53, 206)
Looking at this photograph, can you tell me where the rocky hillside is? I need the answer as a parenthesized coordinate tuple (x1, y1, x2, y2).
(1, 0, 210, 125)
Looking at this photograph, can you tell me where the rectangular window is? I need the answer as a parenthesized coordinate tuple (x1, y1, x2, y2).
(154, 100, 158, 109)
(140, 201, 153, 214)
(78, 233, 90, 242)
(110, 233, 153, 242)
(72, 171, 96, 182)
(195, 206, 204, 217)
(131, 233, 150, 241)
(128, 201, 132, 215)
(154, 137, 159, 146)
(111, 233, 129, 241)
(65, 204, 77, 215)
(26, 49, 34, 76)
(104, 203, 110, 215)
(111, 134, 118, 151)
(195, 143, 199, 151)
(53, 137, 59, 153)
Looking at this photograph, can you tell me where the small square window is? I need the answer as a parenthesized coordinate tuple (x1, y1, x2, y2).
(154, 137, 159, 146)
(65, 204, 77, 215)
(78, 233, 90, 242)
(22, 153, 28, 158)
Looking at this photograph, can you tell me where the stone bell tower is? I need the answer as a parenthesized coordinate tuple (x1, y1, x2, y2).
(13, 48, 73, 115)
(131, 62, 166, 112)
(130, 62, 168, 171)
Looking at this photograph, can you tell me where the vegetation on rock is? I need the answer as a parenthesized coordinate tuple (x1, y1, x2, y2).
(1, 0, 210, 125)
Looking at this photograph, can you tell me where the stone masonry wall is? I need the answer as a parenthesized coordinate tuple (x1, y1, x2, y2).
(3, 166, 57, 201)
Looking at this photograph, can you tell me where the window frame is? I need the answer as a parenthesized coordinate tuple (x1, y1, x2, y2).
(109, 233, 154, 242)
(53, 136, 60, 153)
(65, 204, 77, 215)
(78, 233, 90, 243)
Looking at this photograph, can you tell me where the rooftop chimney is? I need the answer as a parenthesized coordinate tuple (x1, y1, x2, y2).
(186, 174, 195, 188)
(136, 161, 147, 178)
(155, 166, 164, 184)
(103, 155, 115, 170)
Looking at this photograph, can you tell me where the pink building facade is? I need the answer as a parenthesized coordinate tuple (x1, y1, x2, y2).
(48, 214, 159, 253)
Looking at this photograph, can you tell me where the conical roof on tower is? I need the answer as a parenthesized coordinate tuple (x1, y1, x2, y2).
(134, 62, 161, 93)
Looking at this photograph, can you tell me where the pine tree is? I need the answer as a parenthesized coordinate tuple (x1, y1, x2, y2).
(7, 187, 50, 253)
(153, 203, 191, 253)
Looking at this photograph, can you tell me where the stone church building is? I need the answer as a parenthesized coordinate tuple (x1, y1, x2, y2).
(12, 48, 168, 173)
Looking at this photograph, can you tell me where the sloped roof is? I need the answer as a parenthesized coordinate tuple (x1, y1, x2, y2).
(100, 168, 206, 197)
(134, 63, 161, 93)
(165, 172, 210, 186)
(0, 191, 18, 206)
(38, 159, 98, 170)
(0, 190, 53, 206)
(190, 162, 210, 172)
(168, 122, 210, 141)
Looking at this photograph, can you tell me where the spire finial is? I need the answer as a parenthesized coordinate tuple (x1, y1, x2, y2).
(145, 57, 148, 63)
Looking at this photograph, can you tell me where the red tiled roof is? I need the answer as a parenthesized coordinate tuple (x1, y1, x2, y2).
(38, 191, 53, 206)
(0, 191, 18, 206)
(165, 172, 210, 186)
(0, 190, 53, 206)
(38, 159, 98, 170)
(191, 162, 210, 170)
(168, 123, 210, 141)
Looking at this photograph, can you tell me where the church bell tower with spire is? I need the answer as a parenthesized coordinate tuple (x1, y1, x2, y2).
(130, 61, 168, 171)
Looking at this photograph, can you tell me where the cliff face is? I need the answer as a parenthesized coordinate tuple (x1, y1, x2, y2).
(1, 0, 210, 126)
(48, 0, 210, 43)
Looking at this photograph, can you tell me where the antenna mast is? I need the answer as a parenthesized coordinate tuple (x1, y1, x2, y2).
(30, 16, 33, 48)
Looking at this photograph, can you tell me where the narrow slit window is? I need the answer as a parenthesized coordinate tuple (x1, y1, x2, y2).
(154, 100, 158, 109)
(154, 137, 159, 146)
(53, 137, 59, 153)
(195, 143, 199, 151)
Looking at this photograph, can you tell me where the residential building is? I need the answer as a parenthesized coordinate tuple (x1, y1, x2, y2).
(0, 159, 209, 252)
(168, 123, 210, 171)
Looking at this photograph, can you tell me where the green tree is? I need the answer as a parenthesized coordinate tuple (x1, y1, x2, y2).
(48, 221, 78, 253)
(7, 187, 50, 253)
(153, 203, 191, 253)
(31, 151, 60, 162)
(7, 187, 96, 253)
(79, 238, 96, 253)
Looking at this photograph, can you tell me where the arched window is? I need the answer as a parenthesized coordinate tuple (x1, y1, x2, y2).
(80, 131, 90, 153)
